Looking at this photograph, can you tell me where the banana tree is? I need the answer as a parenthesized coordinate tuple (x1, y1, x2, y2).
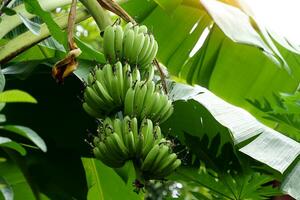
(0, 0, 299, 199)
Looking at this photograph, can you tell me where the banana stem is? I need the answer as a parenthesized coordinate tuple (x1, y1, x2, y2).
(133, 165, 146, 200)
(79, 0, 112, 31)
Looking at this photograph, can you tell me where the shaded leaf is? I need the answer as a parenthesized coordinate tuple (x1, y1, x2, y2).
(0, 136, 26, 155)
(0, 177, 13, 200)
(0, 90, 37, 103)
(1, 7, 16, 16)
(2, 125, 46, 152)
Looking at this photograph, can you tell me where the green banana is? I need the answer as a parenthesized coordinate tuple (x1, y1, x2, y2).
(87, 73, 94, 86)
(156, 159, 181, 178)
(137, 34, 150, 64)
(84, 86, 107, 112)
(130, 117, 139, 137)
(140, 81, 156, 120)
(126, 131, 136, 157)
(131, 33, 145, 64)
(83, 102, 103, 118)
(93, 80, 114, 105)
(140, 34, 155, 65)
(153, 125, 162, 140)
(150, 145, 170, 172)
(111, 133, 129, 158)
(97, 142, 124, 168)
(113, 118, 123, 140)
(114, 25, 124, 59)
(141, 144, 159, 171)
(131, 67, 141, 83)
(155, 97, 171, 122)
(103, 26, 116, 63)
(141, 36, 158, 66)
(123, 29, 135, 62)
(123, 64, 133, 93)
(115, 62, 125, 100)
(138, 25, 148, 34)
(136, 82, 148, 117)
(141, 119, 154, 158)
(148, 92, 162, 121)
(103, 64, 116, 101)
(155, 153, 178, 174)
(160, 105, 174, 123)
(124, 22, 134, 32)
(124, 87, 135, 116)
(105, 135, 125, 160)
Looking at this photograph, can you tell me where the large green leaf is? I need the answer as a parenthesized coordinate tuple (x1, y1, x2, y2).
(81, 158, 140, 200)
(122, 0, 300, 136)
(165, 82, 300, 198)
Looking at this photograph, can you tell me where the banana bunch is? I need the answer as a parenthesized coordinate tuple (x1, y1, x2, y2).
(92, 116, 181, 178)
(124, 80, 174, 123)
(83, 62, 143, 118)
(84, 21, 181, 180)
(103, 23, 158, 69)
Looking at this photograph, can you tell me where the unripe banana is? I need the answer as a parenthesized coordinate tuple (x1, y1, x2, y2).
(103, 26, 116, 63)
(105, 135, 125, 160)
(83, 102, 103, 118)
(124, 87, 135, 116)
(138, 25, 148, 34)
(113, 118, 123, 140)
(87, 73, 95, 86)
(124, 22, 134, 32)
(138, 34, 151, 64)
(131, 67, 141, 83)
(141, 144, 159, 171)
(131, 33, 145, 64)
(114, 25, 124, 59)
(155, 153, 178, 174)
(141, 36, 158, 66)
(150, 145, 170, 172)
(98, 141, 124, 167)
(140, 34, 155, 65)
(115, 62, 125, 100)
(111, 133, 129, 158)
(156, 159, 181, 178)
(123, 29, 135, 62)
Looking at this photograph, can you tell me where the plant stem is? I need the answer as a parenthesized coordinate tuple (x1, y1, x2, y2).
(0, 0, 72, 39)
(80, 0, 111, 31)
(0, 8, 90, 64)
